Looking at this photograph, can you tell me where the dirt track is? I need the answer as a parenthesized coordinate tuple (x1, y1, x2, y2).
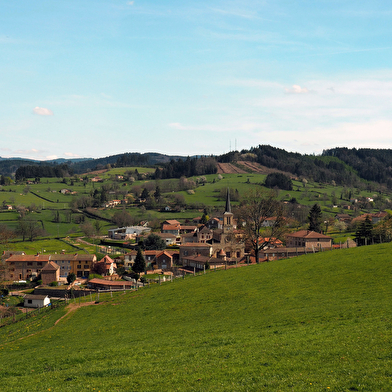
(216, 163, 246, 174)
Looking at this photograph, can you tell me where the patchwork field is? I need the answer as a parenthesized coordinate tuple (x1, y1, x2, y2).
(0, 243, 391, 391)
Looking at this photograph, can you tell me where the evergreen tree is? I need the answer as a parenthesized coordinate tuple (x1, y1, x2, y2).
(308, 204, 323, 233)
(141, 188, 149, 199)
(200, 213, 209, 225)
(154, 186, 161, 199)
(133, 248, 146, 274)
(355, 216, 373, 246)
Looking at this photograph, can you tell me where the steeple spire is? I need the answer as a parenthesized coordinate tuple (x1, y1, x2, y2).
(225, 188, 231, 213)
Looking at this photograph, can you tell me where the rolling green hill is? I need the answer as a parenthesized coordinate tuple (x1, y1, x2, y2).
(1, 243, 391, 391)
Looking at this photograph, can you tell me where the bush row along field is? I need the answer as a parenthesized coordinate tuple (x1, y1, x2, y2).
(0, 243, 391, 391)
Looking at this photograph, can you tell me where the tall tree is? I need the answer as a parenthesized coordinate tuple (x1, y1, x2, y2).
(355, 216, 373, 246)
(133, 248, 146, 274)
(308, 204, 323, 233)
(140, 188, 149, 200)
(237, 189, 285, 264)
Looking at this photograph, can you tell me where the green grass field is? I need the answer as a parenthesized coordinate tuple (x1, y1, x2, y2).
(1, 243, 391, 391)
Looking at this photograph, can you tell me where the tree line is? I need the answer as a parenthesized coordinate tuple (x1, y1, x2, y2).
(15, 164, 73, 181)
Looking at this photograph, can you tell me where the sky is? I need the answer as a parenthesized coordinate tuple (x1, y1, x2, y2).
(1, 0, 392, 161)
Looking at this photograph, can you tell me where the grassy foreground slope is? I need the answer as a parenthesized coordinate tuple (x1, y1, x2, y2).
(1, 245, 392, 391)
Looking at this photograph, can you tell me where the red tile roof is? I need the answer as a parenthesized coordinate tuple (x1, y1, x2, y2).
(286, 230, 332, 239)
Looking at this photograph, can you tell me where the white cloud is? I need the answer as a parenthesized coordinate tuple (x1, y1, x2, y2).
(64, 152, 81, 158)
(33, 107, 54, 116)
(127, 1, 134, 5)
(284, 85, 311, 94)
(45, 155, 58, 160)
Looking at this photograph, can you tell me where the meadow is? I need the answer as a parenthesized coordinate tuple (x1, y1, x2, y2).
(0, 243, 391, 391)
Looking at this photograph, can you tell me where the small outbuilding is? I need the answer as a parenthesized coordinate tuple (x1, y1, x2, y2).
(24, 294, 51, 308)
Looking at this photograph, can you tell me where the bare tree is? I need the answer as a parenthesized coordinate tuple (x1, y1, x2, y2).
(236, 189, 285, 264)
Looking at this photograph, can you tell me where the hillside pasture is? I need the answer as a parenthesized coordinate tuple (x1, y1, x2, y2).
(0, 243, 391, 391)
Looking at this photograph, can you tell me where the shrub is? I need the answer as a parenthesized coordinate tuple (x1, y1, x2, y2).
(0, 287, 9, 297)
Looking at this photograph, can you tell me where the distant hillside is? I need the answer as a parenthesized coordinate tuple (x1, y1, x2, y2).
(0, 152, 188, 177)
(4, 145, 392, 189)
(322, 147, 392, 187)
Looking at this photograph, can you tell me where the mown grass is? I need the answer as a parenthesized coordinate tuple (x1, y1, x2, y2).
(1, 243, 391, 391)
(0, 239, 86, 255)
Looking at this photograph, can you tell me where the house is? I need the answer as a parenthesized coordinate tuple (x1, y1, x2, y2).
(108, 226, 151, 240)
(102, 199, 122, 208)
(155, 232, 177, 246)
(179, 225, 197, 234)
(124, 251, 137, 270)
(24, 294, 50, 308)
(124, 250, 179, 271)
(286, 230, 332, 249)
(181, 254, 226, 270)
(162, 219, 181, 227)
(49, 254, 72, 278)
(5, 254, 50, 281)
(69, 254, 97, 278)
(156, 251, 174, 270)
(94, 255, 117, 276)
(371, 211, 388, 224)
(335, 213, 352, 223)
(206, 217, 221, 230)
(41, 261, 60, 285)
(161, 224, 180, 236)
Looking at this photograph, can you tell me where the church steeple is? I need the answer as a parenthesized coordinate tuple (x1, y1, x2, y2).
(223, 188, 233, 233)
(225, 188, 231, 213)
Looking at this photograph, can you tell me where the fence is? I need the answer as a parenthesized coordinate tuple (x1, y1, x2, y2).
(0, 299, 67, 328)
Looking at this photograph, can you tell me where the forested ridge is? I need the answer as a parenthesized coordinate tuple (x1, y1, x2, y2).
(322, 147, 392, 187)
(4, 145, 392, 188)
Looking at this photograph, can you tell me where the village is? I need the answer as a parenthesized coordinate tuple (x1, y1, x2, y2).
(3, 187, 381, 314)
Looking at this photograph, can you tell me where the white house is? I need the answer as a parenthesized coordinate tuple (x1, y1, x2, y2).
(108, 226, 151, 239)
(24, 294, 51, 308)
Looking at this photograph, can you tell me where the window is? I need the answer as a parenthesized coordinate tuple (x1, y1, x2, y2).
(28, 299, 32, 304)
(37, 262, 42, 266)
(27, 262, 32, 266)
(77, 265, 81, 269)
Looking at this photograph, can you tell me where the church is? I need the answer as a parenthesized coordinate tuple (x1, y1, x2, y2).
(179, 189, 245, 269)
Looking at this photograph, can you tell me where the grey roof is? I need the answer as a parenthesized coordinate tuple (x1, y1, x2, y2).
(24, 294, 49, 300)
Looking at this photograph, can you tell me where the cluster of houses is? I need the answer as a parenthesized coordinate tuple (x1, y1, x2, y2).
(335, 211, 388, 226)
(6, 191, 381, 299)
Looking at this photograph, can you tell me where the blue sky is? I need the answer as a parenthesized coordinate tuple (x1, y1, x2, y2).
(1, 0, 392, 160)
